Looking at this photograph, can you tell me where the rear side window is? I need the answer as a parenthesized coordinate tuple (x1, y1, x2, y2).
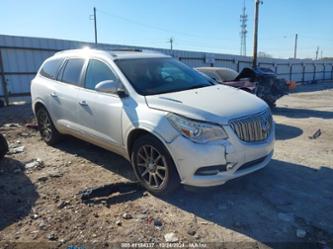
(40, 58, 63, 79)
(60, 58, 85, 85)
(84, 59, 117, 90)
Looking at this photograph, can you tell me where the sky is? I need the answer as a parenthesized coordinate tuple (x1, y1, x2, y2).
(1, 0, 332, 59)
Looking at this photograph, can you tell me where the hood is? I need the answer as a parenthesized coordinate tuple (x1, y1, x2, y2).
(145, 84, 268, 125)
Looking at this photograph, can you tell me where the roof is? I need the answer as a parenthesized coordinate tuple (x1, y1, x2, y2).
(54, 48, 170, 60)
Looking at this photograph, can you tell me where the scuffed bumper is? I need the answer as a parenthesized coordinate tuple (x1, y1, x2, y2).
(166, 124, 275, 187)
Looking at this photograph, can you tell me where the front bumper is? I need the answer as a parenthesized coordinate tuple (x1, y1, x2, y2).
(166, 124, 275, 187)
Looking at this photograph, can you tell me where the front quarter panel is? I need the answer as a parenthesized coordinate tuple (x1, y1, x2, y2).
(122, 99, 179, 152)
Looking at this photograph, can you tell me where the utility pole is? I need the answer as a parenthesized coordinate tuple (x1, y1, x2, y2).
(240, 0, 248, 56)
(293, 33, 298, 59)
(169, 37, 174, 52)
(93, 7, 98, 44)
(315, 46, 319, 60)
(252, 0, 262, 68)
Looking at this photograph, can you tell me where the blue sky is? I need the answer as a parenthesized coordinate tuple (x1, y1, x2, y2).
(1, 0, 332, 59)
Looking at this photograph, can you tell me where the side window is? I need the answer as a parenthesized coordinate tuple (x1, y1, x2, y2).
(61, 58, 85, 85)
(40, 58, 63, 79)
(84, 59, 117, 90)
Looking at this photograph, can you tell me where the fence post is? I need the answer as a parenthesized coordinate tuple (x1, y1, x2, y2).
(0, 49, 9, 106)
(289, 64, 293, 81)
(323, 64, 326, 80)
(313, 63, 316, 81)
(302, 63, 305, 82)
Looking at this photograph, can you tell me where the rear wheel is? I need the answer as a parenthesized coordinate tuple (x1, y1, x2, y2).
(36, 106, 62, 145)
(131, 135, 180, 195)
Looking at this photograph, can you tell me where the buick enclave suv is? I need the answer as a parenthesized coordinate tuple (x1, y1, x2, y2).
(31, 48, 274, 194)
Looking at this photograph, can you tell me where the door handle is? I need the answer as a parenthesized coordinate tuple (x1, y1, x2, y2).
(50, 92, 57, 97)
(79, 100, 88, 106)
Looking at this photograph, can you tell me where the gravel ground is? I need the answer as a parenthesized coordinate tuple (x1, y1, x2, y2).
(0, 82, 332, 248)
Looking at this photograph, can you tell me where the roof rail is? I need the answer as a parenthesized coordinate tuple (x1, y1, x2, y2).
(109, 48, 143, 52)
(108, 48, 167, 57)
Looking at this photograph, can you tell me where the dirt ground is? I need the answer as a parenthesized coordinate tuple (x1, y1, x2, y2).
(0, 82, 332, 248)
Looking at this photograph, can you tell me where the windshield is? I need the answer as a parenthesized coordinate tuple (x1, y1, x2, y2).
(115, 58, 215, 95)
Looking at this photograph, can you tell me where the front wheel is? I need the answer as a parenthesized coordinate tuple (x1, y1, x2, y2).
(36, 107, 62, 145)
(131, 135, 180, 195)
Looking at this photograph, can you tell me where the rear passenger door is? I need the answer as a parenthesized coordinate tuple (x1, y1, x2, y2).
(50, 58, 85, 133)
(38, 57, 64, 120)
(77, 58, 123, 147)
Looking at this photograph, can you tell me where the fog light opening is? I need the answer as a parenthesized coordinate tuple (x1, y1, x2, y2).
(195, 165, 227, 176)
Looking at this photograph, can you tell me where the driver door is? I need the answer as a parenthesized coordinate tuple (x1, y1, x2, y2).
(77, 58, 123, 148)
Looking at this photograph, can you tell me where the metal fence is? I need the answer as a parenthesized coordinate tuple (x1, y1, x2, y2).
(1, 34, 333, 105)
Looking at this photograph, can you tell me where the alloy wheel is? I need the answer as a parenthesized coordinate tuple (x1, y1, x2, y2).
(38, 110, 52, 141)
(136, 145, 168, 188)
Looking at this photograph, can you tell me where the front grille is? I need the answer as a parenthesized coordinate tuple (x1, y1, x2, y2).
(229, 110, 273, 142)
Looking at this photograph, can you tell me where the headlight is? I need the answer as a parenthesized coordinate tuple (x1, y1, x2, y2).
(167, 113, 228, 143)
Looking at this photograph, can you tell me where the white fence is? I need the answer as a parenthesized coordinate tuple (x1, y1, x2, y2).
(1, 34, 332, 104)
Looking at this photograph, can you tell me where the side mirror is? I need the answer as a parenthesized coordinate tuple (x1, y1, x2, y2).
(95, 80, 127, 97)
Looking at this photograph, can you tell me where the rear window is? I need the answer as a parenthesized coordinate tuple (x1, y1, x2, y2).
(60, 58, 85, 85)
(40, 58, 63, 79)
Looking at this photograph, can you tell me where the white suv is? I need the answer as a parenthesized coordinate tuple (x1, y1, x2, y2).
(31, 48, 274, 194)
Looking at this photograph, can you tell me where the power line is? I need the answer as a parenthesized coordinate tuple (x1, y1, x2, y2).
(96, 8, 233, 43)
(91, 7, 332, 59)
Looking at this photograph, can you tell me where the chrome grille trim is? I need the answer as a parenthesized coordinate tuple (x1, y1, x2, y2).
(229, 110, 273, 142)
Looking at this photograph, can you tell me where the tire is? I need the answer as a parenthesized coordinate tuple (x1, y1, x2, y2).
(0, 133, 8, 160)
(36, 106, 62, 145)
(131, 135, 180, 195)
